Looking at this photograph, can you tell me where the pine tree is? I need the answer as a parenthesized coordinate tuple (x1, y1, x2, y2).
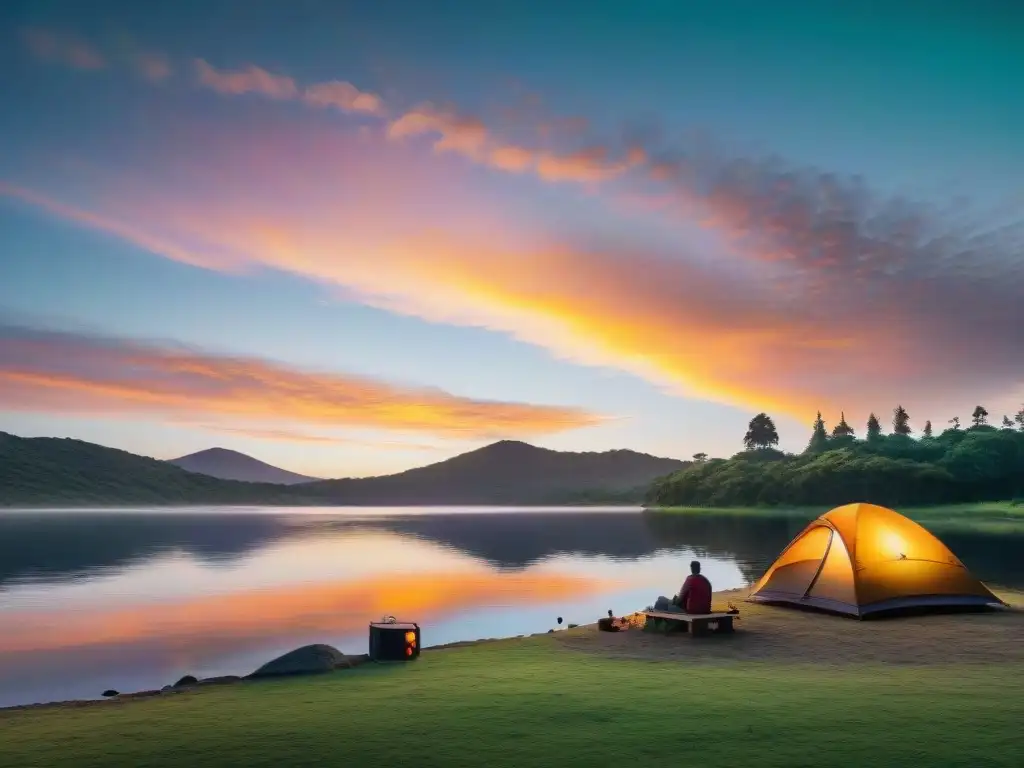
(831, 411, 855, 438)
(922, 420, 933, 438)
(948, 416, 961, 431)
(866, 413, 882, 441)
(1014, 406, 1024, 433)
(971, 405, 989, 427)
(692, 452, 708, 463)
(806, 411, 829, 452)
(891, 405, 912, 436)
(1002, 415, 1014, 430)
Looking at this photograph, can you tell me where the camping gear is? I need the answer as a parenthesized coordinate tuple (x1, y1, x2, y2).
(748, 502, 1004, 617)
(369, 621, 420, 661)
(640, 610, 737, 636)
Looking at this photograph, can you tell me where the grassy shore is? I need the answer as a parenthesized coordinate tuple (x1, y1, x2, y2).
(645, 501, 1024, 532)
(3, 589, 1022, 768)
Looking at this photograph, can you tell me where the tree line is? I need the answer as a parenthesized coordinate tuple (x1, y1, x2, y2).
(648, 403, 1024, 508)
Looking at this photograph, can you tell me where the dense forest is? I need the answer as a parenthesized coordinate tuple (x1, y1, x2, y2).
(648, 405, 1024, 508)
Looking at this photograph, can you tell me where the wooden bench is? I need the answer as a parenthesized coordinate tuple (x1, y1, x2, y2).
(640, 611, 737, 637)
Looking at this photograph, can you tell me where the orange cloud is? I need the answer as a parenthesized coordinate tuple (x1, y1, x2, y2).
(21, 27, 105, 70)
(194, 59, 299, 99)
(304, 80, 383, 115)
(0, 324, 604, 439)
(536, 146, 645, 183)
(192, 423, 443, 451)
(4, 102, 1021, 422)
(0, 570, 602, 655)
(385, 103, 642, 185)
(489, 145, 535, 173)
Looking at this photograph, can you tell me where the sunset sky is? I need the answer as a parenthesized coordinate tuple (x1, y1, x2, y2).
(1, 1, 1022, 478)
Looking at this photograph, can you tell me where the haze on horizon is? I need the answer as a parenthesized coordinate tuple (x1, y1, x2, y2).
(1, 0, 1022, 478)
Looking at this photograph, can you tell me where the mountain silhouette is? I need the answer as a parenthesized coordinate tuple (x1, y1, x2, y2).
(168, 448, 319, 485)
(1, 432, 686, 506)
(0, 432, 314, 507)
(306, 439, 687, 504)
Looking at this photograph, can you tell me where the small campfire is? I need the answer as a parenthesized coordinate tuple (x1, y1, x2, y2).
(598, 609, 647, 632)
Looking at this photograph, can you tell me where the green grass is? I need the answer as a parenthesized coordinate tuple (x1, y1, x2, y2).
(646, 502, 1024, 533)
(2, 638, 1022, 767)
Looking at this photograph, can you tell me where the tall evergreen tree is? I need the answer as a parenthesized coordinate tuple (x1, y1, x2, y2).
(971, 405, 989, 427)
(692, 452, 708, 463)
(831, 411, 855, 438)
(1014, 406, 1024, 432)
(948, 416, 961, 431)
(743, 413, 780, 451)
(922, 420, 933, 438)
(866, 413, 882, 441)
(1002, 415, 1014, 430)
(891, 405, 912, 435)
(806, 411, 829, 452)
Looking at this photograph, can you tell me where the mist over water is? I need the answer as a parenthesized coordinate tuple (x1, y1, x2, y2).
(1, 507, 1020, 709)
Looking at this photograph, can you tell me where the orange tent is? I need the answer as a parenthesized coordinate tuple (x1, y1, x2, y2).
(748, 503, 1004, 617)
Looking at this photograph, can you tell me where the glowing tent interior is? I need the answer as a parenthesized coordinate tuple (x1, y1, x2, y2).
(748, 503, 1004, 617)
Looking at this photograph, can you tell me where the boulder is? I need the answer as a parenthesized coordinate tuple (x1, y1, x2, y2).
(173, 675, 198, 687)
(101, 689, 119, 698)
(248, 644, 348, 679)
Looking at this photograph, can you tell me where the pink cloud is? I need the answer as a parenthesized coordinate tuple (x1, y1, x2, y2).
(194, 59, 298, 99)
(304, 81, 383, 115)
(0, 324, 605, 439)
(21, 27, 105, 70)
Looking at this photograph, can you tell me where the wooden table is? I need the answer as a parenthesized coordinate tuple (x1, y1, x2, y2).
(640, 610, 737, 637)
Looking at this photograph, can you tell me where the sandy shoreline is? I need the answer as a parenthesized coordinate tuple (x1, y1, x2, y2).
(557, 587, 1024, 666)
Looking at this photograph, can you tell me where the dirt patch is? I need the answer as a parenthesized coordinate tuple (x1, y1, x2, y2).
(555, 588, 1024, 666)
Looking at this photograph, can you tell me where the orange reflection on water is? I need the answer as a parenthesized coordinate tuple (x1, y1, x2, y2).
(0, 569, 605, 655)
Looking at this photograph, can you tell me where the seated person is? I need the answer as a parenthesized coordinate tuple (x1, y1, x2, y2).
(653, 560, 713, 614)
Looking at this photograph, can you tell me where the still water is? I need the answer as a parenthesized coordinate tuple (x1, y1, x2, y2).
(1, 506, 1021, 709)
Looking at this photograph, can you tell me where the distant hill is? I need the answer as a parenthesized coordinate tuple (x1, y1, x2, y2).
(0, 432, 317, 507)
(0, 433, 687, 507)
(168, 448, 319, 485)
(306, 440, 688, 505)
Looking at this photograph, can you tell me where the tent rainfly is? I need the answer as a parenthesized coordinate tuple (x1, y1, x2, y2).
(748, 502, 1004, 617)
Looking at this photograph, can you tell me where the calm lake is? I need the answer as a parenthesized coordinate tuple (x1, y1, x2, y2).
(1, 506, 1022, 709)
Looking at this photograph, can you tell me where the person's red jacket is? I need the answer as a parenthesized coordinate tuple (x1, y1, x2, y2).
(679, 574, 712, 614)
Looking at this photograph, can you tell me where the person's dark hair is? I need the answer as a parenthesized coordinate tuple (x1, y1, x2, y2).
(690, 560, 701, 574)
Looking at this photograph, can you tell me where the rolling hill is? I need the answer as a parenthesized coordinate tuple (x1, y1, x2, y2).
(168, 448, 319, 485)
(0, 432, 316, 507)
(305, 440, 688, 505)
(0, 433, 688, 507)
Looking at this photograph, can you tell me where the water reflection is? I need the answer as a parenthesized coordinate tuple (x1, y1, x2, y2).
(0, 507, 1020, 709)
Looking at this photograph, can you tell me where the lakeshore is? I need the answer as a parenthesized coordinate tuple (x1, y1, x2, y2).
(3, 587, 1021, 767)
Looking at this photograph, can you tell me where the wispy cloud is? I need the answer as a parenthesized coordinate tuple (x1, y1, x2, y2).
(0, 324, 604, 438)
(192, 423, 443, 451)
(304, 80, 383, 115)
(384, 102, 644, 183)
(3, 111, 1021, 422)
(19, 29, 639, 188)
(8, 39, 1023, 421)
(21, 27, 105, 70)
(193, 60, 384, 116)
(194, 59, 299, 99)
(190, 425, 347, 444)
